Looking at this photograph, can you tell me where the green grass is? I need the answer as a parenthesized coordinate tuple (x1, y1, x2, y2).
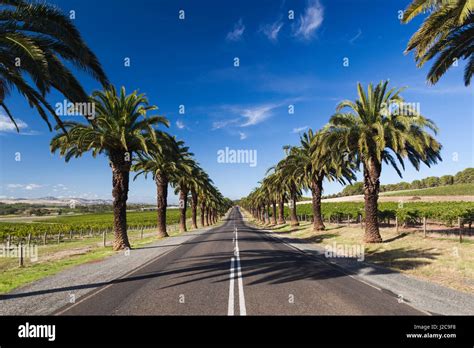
(0, 216, 216, 294)
(382, 183, 474, 196)
(243, 209, 474, 294)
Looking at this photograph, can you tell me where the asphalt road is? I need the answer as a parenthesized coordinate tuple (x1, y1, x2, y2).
(55, 207, 423, 315)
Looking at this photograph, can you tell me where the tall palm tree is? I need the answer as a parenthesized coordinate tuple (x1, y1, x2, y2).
(274, 151, 303, 226)
(0, 0, 109, 130)
(402, 0, 474, 85)
(286, 129, 356, 231)
(323, 81, 442, 242)
(190, 169, 213, 230)
(171, 153, 197, 233)
(132, 132, 183, 238)
(51, 86, 168, 250)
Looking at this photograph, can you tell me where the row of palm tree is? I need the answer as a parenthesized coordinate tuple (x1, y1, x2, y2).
(1, 1, 231, 251)
(1, 0, 467, 249)
(241, 80, 442, 243)
(51, 85, 232, 250)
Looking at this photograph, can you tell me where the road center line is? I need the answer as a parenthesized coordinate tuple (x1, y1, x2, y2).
(228, 257, 235, 316)
(228, 224, 247, 316)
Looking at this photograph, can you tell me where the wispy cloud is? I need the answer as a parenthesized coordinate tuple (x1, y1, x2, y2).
(212, 117, 240, 130)
(238, 131, 247, 140)
(0, 113, 28, 133)
(294, 0, 324, 40)
(211, 100, 296, 131)
(240, 104, 279, 127)
(7, 183, 43, 191)
(292, 126, 309, 133)
(226, 18, 245, 41)
(260, 20, 284, 42)
(349, 29, 362, 44)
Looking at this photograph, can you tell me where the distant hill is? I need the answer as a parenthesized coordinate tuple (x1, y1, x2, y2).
(0, 197, 113, 206)
(381, 183, 474, 197)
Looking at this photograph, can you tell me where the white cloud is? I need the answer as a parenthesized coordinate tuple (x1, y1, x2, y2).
(238, 131, 247, 140)
(176, 120, 185, 129)
(292, 126, 309, 133)
(226, 18, 245, 41)
(7, 183, 43, 190)
(261, 20, 284, 42)
(240, 104, 279, 127)
(294, 0, 324, 40)
(0, 113, 28, 133)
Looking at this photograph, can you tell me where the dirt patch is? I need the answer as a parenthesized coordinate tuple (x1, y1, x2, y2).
(40, 247, 92, 262)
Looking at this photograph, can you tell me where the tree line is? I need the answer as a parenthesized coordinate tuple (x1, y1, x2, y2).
(329, 168, 474, 198)
(1, 0, 232, 251)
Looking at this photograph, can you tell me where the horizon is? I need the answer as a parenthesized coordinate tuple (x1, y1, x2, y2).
(0, 0, 473, 204)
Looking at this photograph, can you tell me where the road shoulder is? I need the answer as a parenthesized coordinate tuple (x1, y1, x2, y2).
(0, 225, 217, 315)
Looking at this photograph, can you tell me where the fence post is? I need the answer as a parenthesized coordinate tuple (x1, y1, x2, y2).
(102, 230, 106, 247)
(19, 240, 24, 268)
(458, 217, 462, 243)
(423, 216, 427, 238)
(395, 216, 399, 234)
(43, 232, 47, 245)
(7, 234, 11, 249)
(347, 215, 350, 227)
(69, 231, 73, 241)
(140, 227, 144, 239)
(57, 233, 61, 244)
(27, 233, 31, 247)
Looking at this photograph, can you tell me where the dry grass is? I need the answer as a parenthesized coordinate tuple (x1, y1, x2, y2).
(245, 212, 474, 294)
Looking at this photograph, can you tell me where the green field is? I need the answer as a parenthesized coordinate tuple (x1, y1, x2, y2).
(283, 201, 474, 225)
(0, 209, 190, 240)
(382, 183, 474, 196)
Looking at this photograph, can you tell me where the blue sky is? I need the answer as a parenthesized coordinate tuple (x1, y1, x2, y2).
(0, 0, 473, 203)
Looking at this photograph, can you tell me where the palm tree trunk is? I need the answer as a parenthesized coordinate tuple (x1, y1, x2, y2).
(278, 199, 285, 224)
(191, 189, 198, 229)
(156, 173, 169, 238)
(271, 201, 277, 225)
(311, 177, 325, 231)
(179, 189, 188, 232)
(200, 202, 206, 227)
(111, 158, 131, 251)
(363, 158, 382, 243)
(205, 208, 210, 226)
(290, 189, 299, 226)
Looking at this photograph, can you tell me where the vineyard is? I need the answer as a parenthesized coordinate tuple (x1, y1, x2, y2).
(283, 201, 474, 228)
(0, 209, 189, 242)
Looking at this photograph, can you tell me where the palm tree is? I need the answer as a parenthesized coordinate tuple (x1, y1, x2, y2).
(286, 129, 356, 231)
(132, 132, 183, 238)
(51, 86, 168, 250)
(190, 169, 213, 230)
(0, 0, 109, 130)
(323, 80, 442, 242)
(274, 151, 303, 226)
(402, 0, 474, 85)
(171, 153, 197, 233)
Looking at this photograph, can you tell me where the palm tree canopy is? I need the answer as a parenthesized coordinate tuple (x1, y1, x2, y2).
(402, 0, 474, 85)
(50, 86, 168, 163)
(323, 80, 442, 177)
(0, 0, 109, 131)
